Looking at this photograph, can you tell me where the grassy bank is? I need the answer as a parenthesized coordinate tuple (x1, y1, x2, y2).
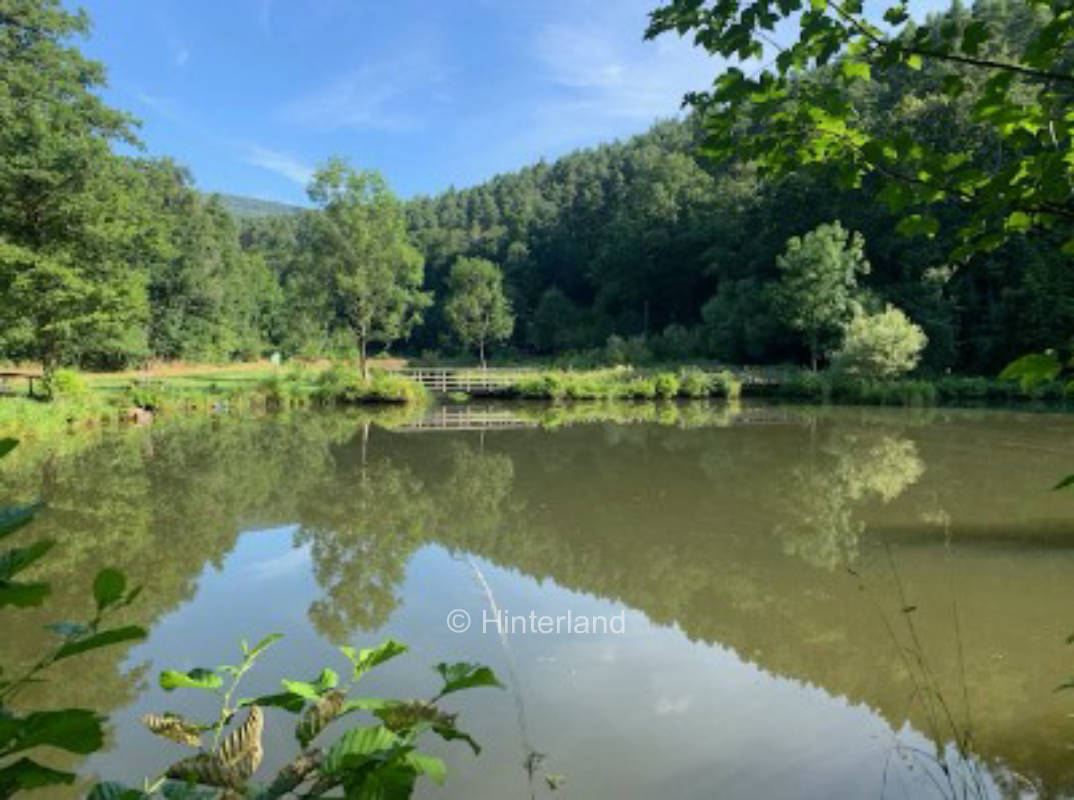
(0, 363, 428, 440)
(467, 366, 744, 401)
(744, 370, 1074, 407)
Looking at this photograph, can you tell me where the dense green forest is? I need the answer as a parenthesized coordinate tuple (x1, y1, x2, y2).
(1, 0, 1070, 376)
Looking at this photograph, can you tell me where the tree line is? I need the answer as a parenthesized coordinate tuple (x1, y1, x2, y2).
(1, 0, 1070, 379)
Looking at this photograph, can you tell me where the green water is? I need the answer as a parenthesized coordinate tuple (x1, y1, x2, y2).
(4, 403, 1074, 799)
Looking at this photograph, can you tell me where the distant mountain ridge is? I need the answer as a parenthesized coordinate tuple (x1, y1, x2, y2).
(211, 193, 304, 217)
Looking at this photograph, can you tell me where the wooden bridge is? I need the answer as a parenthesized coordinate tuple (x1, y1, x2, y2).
(393, 407, 538, 433)
(388, 367, 531, 393)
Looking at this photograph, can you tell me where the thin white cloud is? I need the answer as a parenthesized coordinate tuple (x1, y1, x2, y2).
(280, 49, 447, 132)
(133, 91, 185, 123)
(244, 145, 314, 186)
(533, 22, 714, 125)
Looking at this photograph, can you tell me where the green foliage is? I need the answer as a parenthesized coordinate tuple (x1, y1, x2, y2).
(444, 257, 514, 366)
(999, 351, 1064, 391)
(105, 637, 501, 799)
(833, 306, 929, 378)
(307, 159, 431, 378)
(646, 0, 1074, 258)
(773, 222, 870, 371)
(678, 367, 713, 398)
(313, 364, 428, 405)
(653, 372, 681, 399)
(45, 369, 88, 399)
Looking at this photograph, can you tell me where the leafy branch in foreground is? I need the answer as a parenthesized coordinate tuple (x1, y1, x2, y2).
(646, 0, 1074, 258)
(0, 438, 146, 798)
(95, 637, 503, 799)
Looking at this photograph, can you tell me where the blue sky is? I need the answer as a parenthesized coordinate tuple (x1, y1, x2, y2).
(72, 0, 724, 205)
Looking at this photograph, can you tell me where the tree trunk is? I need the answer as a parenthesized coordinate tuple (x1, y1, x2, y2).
(479, 340, 486, 370)
(810, 334, 818, 373)
(358, 329, 369, 381)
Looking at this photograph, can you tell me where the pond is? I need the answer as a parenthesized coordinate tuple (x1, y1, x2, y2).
(4, 402, 1074, 799)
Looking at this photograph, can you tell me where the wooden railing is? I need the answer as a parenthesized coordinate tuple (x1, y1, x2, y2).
(388, 367, 533, 393)
(394, 407, 538, 432)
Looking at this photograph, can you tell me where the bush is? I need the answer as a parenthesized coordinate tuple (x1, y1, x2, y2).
(257, 371, 307, 407)
(832, 305, 928, 378)
(625, 378, 657, 399)
(713, 370, 743, 400)
(679, 368, 713, 398)
(314, 364, 427, 405)
(46, 368, 88, 398)
(654, 372, 681, 398)
(127, 382, 166, 411)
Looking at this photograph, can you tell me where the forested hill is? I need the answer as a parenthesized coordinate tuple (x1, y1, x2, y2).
(3, 0, 1070, 375)
(215, 194, 303, 218)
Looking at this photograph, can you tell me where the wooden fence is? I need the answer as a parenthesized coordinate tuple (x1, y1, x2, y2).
(388, 367, 532, 393)
(394, 407, 538, 432)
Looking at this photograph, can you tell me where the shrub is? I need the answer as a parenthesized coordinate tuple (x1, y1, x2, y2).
(314, 364, 426, 404)
(832, 305, 928, 378)
(713, 370, 743, 400)
(257, 371, 307, 407)
(127, 382, 166, 411)
(46, 368, 88, 398)
(679, 368, 713, 398)
(654, 372, 681, 398)
(625, 378, 657, 399)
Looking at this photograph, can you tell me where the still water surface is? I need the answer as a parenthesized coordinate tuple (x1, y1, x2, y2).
(5, 402, 1074, 799)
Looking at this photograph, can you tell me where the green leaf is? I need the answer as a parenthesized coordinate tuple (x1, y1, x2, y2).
(1061, 239, 1074, 256)
(238, 692, 305, 713)
(159, 780, 216, 800)
(841, 60, 870, 81)
(0, 439, 17, 460)
(0, 581, 50, 608)
(93, 568, 127, 612)
(895, 214, 939, 238)
(322, 725, 403, 774)
(54, 625, 146, 661)
(403, 752, 446, 785)
(5, 709, 104, 755)
(87, 781, 147, 800)
(0, 758, 76, 795)
(160, 668, 223, 692)
(340, 639, 408, 681)
(343, 763, 417, 799)
(905, 53, 922, 70)
(433, 662, 504, 697)
(281, 668, 339, 699)
(998, 351, 1061, 390)
(0, 539, 54, 580)
(1054, 474, 1074, 491)
(243, 632, 283, 660)
(431, 723, 482, 756)
(340, 697, 393, 714)
(1005, 210, 1032, 232)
